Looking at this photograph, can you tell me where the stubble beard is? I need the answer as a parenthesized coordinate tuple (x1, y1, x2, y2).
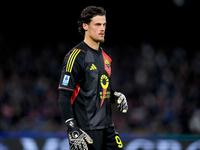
(98, 38, 105, 43)
(87, 31, 105, 43)
(92, 36, 105, 43)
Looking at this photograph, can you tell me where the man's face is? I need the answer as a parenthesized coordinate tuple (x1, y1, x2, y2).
(84, 15, 106, 43)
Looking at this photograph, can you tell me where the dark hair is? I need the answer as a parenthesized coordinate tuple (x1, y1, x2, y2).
(77, 6, 106, 35)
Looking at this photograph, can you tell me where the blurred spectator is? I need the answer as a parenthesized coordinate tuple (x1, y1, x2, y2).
(189, 109, 200, 134)
(0, 37, 200, 134)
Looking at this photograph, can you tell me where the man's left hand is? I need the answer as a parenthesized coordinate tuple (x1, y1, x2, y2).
(114, 92, 128, 113)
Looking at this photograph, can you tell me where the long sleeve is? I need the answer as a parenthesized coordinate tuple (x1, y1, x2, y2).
(58, 48, 83, 121)
(58, 90, 74, 121)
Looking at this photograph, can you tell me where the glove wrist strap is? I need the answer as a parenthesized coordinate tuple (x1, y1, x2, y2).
(65, 118, 77, 131)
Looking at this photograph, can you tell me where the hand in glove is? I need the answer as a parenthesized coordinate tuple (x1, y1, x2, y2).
(66, 119, 93, 150)
(114, 92, 128, 113)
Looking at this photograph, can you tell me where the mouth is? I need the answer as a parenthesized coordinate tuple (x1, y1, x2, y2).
(99, 33, 105, 36)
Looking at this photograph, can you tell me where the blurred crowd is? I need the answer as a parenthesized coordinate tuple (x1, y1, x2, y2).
(0, 38, 200, 134)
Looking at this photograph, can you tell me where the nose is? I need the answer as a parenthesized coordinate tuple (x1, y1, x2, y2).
(101, 24, 106, 31)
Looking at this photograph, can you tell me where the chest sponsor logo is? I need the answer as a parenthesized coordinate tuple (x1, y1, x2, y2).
(62, 75, 70, 86)
(100, 74, 110, 107)
(100, 74, 109, 89)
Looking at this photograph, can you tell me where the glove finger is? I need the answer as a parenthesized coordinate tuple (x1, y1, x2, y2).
(84, 134, 93, 144)
(70, 144, 73, 150)
(70, 144, 76, 150)
(74, 144, 78, 150)
(78, 144, 83, 150)
(68, 133, 72, 140)
(121, 100, 127, 109)
(119, 95, 125, 101)
(116, 98, 122, 104)
(82, 140, 88, 150)
(122, 101, 128, 113)
(118, 103, 123, 112)
(115, 92, 124, 104)
(118, 101, 128, 113)
(80, 129, 93, 144)
(114, 92, 120, 97)
(122, 109, 127, 113)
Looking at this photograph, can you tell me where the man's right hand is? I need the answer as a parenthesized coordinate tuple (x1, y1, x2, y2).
(66, 118, 93, 150)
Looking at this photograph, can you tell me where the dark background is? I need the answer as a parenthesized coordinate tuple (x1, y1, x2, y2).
(0, 0, 200, 134)
(1, 0, 199, 49)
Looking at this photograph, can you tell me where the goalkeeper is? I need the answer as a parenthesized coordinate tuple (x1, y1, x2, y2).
(58, 6, 128, 150)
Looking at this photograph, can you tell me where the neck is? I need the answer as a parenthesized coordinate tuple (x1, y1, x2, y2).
(84, 36, 100, 50)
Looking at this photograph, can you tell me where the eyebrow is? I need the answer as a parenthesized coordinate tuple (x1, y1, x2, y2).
(95, 22, 107, 25)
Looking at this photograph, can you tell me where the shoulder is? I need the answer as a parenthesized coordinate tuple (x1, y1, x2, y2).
(64, 49, 85, 70)
(66, 48, 85, 58)
(64, 42, 86, 61)
(62, 48, 85, 73)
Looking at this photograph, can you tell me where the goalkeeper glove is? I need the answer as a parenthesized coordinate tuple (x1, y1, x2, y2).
(66, 118, 93, 150)
(114, 92, 128, 113)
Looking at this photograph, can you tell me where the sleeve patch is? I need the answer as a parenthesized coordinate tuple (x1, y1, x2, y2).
(62, 75, 70, 86)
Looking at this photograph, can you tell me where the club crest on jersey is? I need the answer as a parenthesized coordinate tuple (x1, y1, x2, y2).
(62, 75, 70, 86)
(105, 60, 110, 68)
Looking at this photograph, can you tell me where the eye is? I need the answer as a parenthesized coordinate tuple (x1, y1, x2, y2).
(96, 23, 101, 26)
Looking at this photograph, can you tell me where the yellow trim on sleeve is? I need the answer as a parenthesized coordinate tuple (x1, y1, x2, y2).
(66, 49, 81, 72)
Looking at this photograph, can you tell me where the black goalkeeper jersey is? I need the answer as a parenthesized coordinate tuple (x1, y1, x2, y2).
(58, 41, 115, 130)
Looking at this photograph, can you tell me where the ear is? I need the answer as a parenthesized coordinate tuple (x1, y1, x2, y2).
(83, 23, 88, 31)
